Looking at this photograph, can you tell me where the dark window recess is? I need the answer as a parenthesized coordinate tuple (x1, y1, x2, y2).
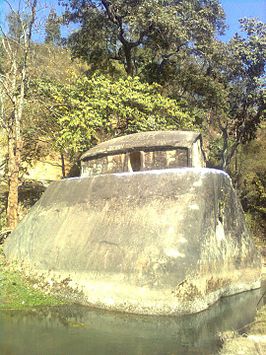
(129, 152, 142, 171)
(218, 200, 224, 224)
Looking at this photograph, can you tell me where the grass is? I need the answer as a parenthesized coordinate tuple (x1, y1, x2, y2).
(249, 304, 266, 335)
(0, 245, 65, 310)
(220, 300, 266, 354)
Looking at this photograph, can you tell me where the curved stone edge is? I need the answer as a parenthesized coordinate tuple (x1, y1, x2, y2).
(8, 262, 261, 316)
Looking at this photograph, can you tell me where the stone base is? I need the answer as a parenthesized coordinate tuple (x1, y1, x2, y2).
(4, 168, 262, 314)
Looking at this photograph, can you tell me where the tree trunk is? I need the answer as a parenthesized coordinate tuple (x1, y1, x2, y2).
(6, 134, 21, 229)
(124, 45, 134, 76)
(221, 129, 228, 171)
(2, 0, 37, 230)
(7, 161, 19, 229)
(60, 151, 66, 178)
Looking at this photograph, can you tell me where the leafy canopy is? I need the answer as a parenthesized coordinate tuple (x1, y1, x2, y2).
(36, 73, 194, 155)
(62, 0, 225, 75)
(45, 9, 61, 45)
(206, 18, 266, 169)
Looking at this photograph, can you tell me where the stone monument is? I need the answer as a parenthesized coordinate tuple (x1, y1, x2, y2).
(4, 131, 261, 315)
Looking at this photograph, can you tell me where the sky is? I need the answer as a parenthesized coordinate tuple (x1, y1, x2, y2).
(0, 0, 265, 42)
(220, 0, 266, 40)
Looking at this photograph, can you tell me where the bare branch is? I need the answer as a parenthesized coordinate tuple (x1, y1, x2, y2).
(1, 0, 39, 229)
(1, 34, 13, 60)
(3, 0, 18, 16)
(0, 78, 16, 104)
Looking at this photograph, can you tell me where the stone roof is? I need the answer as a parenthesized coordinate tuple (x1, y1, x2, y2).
(80, 130, 201, 160)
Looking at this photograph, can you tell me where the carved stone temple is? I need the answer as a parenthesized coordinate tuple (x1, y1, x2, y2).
(80, 131, 205, 176)
(4, 131, 261, 315)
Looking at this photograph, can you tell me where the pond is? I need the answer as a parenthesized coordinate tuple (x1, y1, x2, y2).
(0, 286, 265, 355)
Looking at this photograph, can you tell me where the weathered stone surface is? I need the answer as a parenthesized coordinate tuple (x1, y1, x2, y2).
(4, 168, 261, 315)
(82, 148, 190, 176)
(80, 131, 201, 160)
(81, 131, 205, 176)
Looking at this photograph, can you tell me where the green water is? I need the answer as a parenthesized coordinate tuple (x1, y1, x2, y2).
(0, 287, 265, 355)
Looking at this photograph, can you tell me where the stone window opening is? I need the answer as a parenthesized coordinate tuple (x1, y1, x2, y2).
(80, 131, 206, 176)
(128, 151, 143, 172)
(218, 200, 225, 224)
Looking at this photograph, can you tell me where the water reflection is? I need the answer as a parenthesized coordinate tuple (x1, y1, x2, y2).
(1, 287, 265, 355)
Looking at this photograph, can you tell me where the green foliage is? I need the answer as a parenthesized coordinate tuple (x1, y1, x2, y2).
(62, 1, 262, 170)
(0, 210, 6, 232)
(45, 9, 61, 45)
(6, 11, 28, 40)
(225, 18, 266, 143)
(63, 0, 225, 75)
(239, 126, 266, 240)
(15, 45, 87, 171)
(198, 18, 266, 170)
(36, 73, 193, 155)
(241, 171, 265, 243)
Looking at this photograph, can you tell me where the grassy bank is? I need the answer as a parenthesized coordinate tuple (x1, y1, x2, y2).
(220, 248, 266, 354)
(0, 246, 65, 310)
(220, 299, 266, 354)
(220, 253, 266, 354)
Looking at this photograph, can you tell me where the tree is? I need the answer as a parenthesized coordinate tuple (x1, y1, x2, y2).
(36, 73, 194, 156)
(45, 9, 61, 45)
(234, 124, 266, 242)
(62, 0, 225, 76)
(0, 0, 38, 229)
(7, 11, 27, 39)
(152, 18, 266, 172)
(24, 44, 88, 178)
(208, 18, 266, 170)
